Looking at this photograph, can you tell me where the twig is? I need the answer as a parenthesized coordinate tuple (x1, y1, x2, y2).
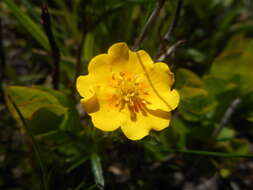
(6, 92, 49, 190)
(157, 40, 185, 61)
(211, 98, 242, 139)
(41, 4, 60, 90)
(163, 0, 183, 42)
(156, 0, 184, 58)
(133, 0, 166, 51)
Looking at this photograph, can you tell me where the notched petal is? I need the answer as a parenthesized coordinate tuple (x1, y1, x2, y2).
(80, 94, 99, 114)
(108, 42, 129, 61)
(76, 75, 94, 98)
(88, 54, 110, 74)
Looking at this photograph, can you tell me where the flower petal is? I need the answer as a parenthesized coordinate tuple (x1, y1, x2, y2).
(146, 89, 180, 111)
(76, 75, 94, 99)
(80, 94, 99, 114)
(121, 109, 171, 140)
(108, 42, 129, 62)
(88, 54, 111, 75)
(77, 54, 113, 97)
(147, 62, 175, 90)
(108, 42, 131, 72)
(128, 50, 154, 71)
(147, 109, 171, 131)
(86, 54, 113, 88)
(89, 86, 127, 131)
(108, 43, 154, 73)
(90, 109, 126, 132)
(121, 120, 150, 140)
(141, 62, 179, 111)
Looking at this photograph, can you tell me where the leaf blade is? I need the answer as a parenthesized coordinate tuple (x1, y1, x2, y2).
(4, 0, 50, 50)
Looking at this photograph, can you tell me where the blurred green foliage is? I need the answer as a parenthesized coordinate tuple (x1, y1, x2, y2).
(1, 0, 253, 189)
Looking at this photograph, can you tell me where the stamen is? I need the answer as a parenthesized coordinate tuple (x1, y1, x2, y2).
(110, 71, 149, 117)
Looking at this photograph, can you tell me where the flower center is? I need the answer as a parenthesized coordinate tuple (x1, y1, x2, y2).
(110, 72, 149, 120)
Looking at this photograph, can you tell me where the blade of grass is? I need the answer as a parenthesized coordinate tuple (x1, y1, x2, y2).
(90, 153, 104, 188)
(4, 0, 50, 50)
(67, 156, 89, 173)
(5, 91, 49, 190)
(167, 148, 253, 158)
(20, 0, 40, 22)
(0, 19, 6, 108)
(0, 18, 6, 96)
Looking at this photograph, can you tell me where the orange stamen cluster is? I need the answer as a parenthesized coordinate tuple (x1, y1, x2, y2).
(110, 71, 149, 120)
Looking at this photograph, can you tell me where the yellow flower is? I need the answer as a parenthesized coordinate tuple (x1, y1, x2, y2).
(76, 42, 180, 140)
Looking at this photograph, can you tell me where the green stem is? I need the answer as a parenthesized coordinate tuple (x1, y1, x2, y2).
(167, 148, 253, 158)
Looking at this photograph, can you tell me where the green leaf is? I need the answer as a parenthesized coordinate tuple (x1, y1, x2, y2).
(34, 86, 81, 131)
(27, 106, 68, 135)
(210, 35, 253, 93)
(170, 118, 189, 148)
(90, 153, 104, 187)
(5, 86, 60, 126)
(175, 68, 204, 89)
(20, 0, 40, 22)
(203, 75, 238, 98)
(4, 0, 50, 50)
(186, 48, 206, 63)
(178, 87, 215, 121)
(5, 88, 49, 190)
(5, 86, 80, 135)
(216, 128, 235, 142)
(83, 32, 95, 60)
(246, 112, 253, 122)
(215, 138, 249, 156)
